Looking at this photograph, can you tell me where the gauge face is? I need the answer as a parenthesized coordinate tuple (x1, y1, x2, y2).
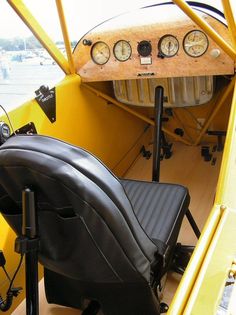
(158, 35, 179, 57)
(137, 40, 152, 57)
(113, 40, 132, 62)
(183, 30, 209, 57)
(91, 41, 110, 65)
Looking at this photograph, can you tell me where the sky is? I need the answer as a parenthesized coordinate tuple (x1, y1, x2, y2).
(0, 0, 159, 41)
(0, 0, 235, 42)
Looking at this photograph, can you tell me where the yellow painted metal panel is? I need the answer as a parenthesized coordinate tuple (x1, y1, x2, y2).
(215, 79, 236, 208)
(167, 205, 223, 315)
(184, 207, 236, 314)
(3, 74, 149, 172)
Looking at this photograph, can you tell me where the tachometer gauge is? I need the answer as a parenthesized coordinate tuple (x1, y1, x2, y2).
(183, 30, 209, 57)
(158, 35, 179, 57)
(91, 41, 110, 65)
(113, 40, 132, 62)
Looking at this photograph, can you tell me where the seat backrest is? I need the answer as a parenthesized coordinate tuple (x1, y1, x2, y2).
(0, 135, 156, 283)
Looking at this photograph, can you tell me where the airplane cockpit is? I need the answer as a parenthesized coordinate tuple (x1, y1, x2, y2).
(0, 1, 235, 315)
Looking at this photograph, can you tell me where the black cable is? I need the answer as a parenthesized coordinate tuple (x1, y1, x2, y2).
(0, 254, 23, 312)
(1, 267, 11, 283)
(7, 254, 23, 292)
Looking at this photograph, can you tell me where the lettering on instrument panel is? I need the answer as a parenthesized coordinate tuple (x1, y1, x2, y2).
(137, 72, 155, 77)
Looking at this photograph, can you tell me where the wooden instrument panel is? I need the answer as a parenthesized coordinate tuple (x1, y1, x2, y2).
(73, 5, 234, 82)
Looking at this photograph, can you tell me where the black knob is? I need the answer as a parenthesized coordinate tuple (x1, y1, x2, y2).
(82, 39, 92, 46)
(39, 85, 49, 95)
(157, 52, 165, 59)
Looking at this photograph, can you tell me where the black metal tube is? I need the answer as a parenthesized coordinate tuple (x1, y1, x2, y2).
(22, 188, 37, 238)
(152, 86, 164, 182)
(25, 252, 39, 315)
(22, 188, 39, 315)
(186, 209, 201, 239)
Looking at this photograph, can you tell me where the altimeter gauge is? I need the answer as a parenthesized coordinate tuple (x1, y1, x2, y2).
(183, 30, 209, 57)
(91, 41, 110, 65)
(113, 40, 132, 62)
(158, 35, 179, 57)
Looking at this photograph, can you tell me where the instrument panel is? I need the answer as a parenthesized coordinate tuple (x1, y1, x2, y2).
(73, 5, 234, 82)
(90, 30, 209, 64)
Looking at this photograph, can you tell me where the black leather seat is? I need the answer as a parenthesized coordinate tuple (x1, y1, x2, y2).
(0, 135, 191, 315)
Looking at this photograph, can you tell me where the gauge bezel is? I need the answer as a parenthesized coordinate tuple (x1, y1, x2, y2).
(91, 41, 110, 65)
(183, 30, 209, 58)
(113, 40, 132, 62)
(158, 34, 179, 58)
(137, 40, 152, 57)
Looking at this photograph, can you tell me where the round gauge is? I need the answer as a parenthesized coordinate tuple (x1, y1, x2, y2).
(91, 41, 110, 65)
(113, 40, 132, 62)
(183, 30, 209, 57)
(137, 40, 152, 57)
(158, 35, 179, 57)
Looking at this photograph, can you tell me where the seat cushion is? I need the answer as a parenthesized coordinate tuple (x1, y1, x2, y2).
(121, 179, 190, 248)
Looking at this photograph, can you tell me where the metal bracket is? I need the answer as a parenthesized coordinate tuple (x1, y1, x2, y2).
(35, 86, 56, 123)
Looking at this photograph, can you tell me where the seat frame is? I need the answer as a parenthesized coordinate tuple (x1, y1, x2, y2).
(14, 188, 39, 315)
